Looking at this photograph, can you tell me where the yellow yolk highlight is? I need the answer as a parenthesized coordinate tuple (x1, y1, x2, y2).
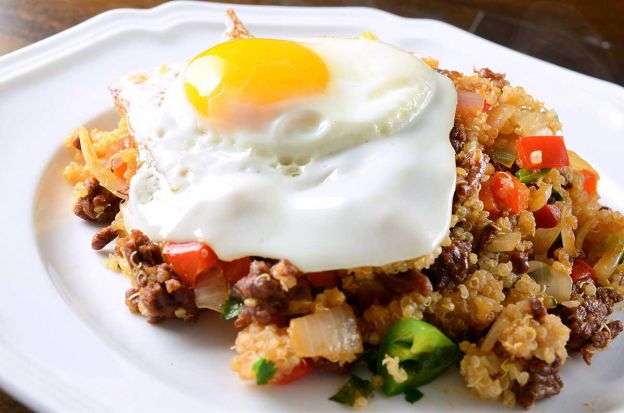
(184, 38, 329, 122)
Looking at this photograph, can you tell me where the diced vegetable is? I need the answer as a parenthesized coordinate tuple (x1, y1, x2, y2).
(580, 170, 598, 195)
(528, 183, 552, 212)
(533, 204, 561, 229)
(567, 150, 600, 196)
(307, 271, 339, 289)
(515, 168, 551, 183)
(594, 236, 624, 285)
(220, 298, 242, 320)
(560, 206, 577, 257)
(456, 91, 485, 118)
(486, 232, 521, 252)
(404, 388, 424, 404)
(571, 259, 596, 283)
(273, 359, 313, 385)
(528, 260, 572, 302)
(221, 257, 251, 283)
(193, 269, 228, 311)
(516, 136, 570, 169)
(163, 241, 218, 286)
(491, 145, 517, 168)
(253, 358, 277, 385)
(289, 304, 363, 364)
(480, 172, 530, 218)
(532, 226, 561, 255)
(378, 319, 460, 396)
(329, 375, 373, 406)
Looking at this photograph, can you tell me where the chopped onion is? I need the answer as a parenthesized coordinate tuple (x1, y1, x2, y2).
(491, 145, 517, 168)
(486, 232, 521, 252)
(78, 127, 129, 199)
(481, 311, 508, 352)
(575, 216, 599, 252)
(528, 260, 572, 302)
(487, 103, 515, 130)
(529, 184, 552, 212)
(289, 304, 362, 364)
(532, 226, 561, 255)
(194, 268, 228, 312)
(456, 91, 485, 118)
(594, 237, 624, 286)
(560, 206, 577, 257)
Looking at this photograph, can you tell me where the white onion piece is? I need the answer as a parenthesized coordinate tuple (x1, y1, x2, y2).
(594, 238, 624, 286)
(486, 232, 521, 252)
(194, 268, 228, 312)
(533, 226, 561, 255)
(528, 260, 572, 302)
(78, 127, 129, 199)
(288, 304, 362, 364)
(456, 91, 485, 117)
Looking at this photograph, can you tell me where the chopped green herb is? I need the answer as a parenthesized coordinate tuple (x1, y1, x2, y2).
(220, 298, 242, 320)
(404, 388, 424, 404)
(515, 168, 551, 183)
(252, 358, 277, 385)
(329, 375, 373, 406)
(551, 297, 559, 307)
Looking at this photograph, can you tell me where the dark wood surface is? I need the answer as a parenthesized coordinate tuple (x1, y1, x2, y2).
(0, 0, 622, 411)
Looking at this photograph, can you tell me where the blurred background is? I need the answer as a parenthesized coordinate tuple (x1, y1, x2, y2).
(0, 0, 622, 85)
(0, 0, 622, 411)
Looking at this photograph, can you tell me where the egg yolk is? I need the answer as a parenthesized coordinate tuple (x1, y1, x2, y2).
(184, 38, 329, 122)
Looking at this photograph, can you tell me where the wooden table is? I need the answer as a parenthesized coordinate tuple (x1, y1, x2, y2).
(0, 0, 622, 411)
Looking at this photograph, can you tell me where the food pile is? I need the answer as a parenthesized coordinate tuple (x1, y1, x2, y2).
(63, 10, 624, 409)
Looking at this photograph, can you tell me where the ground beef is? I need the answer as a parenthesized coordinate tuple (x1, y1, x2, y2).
(73, 177, 120, 222)
(449, 124, 468, 153)
(510, 251, 530, 274)
(455, 148, 489, 203)
(474, 224, 498, 252)
(378, 270, 433, 297)
(554, 282, 623, 364)
(424, 238, 472, 291)
(475, 67, 510, 87)
(118, 230, 198, 324)
(530, 298, 547, 321)
(514, 357, 563, 409)
(232, 260, 307, 327)
(91, 225, 118, 250)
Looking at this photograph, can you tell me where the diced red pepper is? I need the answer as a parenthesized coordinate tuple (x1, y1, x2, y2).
(516, 136, 570, 169)
(162, 242, 218, 286)
(533, 204, 561, 229)
(571, 259, 597, 283)
(306, 271, 339, 289)
(273, 359, 313, 385)
(580, 169, 598, 195)
(221, 257, 251, 283)
(483, 101, 491, 112)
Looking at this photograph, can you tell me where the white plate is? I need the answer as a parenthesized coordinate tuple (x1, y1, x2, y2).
(1, 1, 624, 412)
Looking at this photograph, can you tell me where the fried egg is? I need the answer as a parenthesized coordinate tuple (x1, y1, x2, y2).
(116, 37, 457, 271)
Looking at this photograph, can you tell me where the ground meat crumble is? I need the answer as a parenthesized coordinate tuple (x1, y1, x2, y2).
(118, 230, 198, 324)
(73, 176, 120, 222)
(423, 237, 472, 291)
(554, 281, 623, 364)
(514, 357, 563, 409)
